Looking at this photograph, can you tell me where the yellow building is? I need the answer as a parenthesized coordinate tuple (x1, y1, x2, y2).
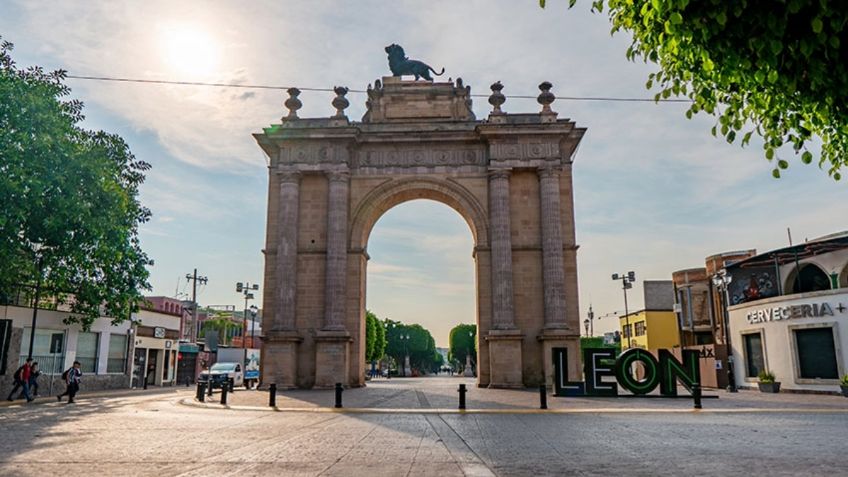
(619, 310, 680, 351)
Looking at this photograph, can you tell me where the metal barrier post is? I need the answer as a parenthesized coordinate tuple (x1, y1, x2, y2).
(197, 382, 206, 402)
(539, 384, 548, 409)
(693, 383, 702, 409)
(458, 384, 467, 410)
(269, 383, 277, 407)
(221, 382, 229, 405)
(143, 376, 148, 390)
(334, 383, 343, 408)
(208, 380, 214, 396)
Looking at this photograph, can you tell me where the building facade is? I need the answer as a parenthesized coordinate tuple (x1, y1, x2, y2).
(726, 232, 848, 393)
(131, 308, 182, 388)
(0, 305, 133, 398)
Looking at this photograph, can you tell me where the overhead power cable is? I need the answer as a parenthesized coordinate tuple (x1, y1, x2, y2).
(65, 74, 692, 103)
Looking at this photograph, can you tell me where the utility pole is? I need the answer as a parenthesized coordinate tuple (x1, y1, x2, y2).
(185, 269, 208, 343)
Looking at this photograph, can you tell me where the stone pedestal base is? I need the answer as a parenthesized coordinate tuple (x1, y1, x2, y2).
(314, 330, 352, 389)
(262, 331, 303, 389)
(538, 330, 581, 389)
(485, 329, 524, 388)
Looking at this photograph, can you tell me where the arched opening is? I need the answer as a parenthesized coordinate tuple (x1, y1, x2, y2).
(786, 263, 831, 294)
(839, 262, 848, 288)
(365, 199, 476, 380)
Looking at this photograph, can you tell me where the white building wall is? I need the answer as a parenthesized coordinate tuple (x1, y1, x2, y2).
(729, 288, 848, 393)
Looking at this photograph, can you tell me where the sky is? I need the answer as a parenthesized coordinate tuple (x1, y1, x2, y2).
(2, 1, 846, 346)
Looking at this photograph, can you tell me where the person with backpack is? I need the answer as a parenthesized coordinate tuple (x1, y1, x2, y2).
(6, 358, 34, 402)
(28, 362, 41, 397)
(57, 361, 82, 404)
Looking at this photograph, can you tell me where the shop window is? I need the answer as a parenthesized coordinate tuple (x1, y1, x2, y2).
(20, 329, 66, 375)
(76, 332, 99, 374)
(107, 334, 128, 373)
(634, 322, 646, 337)
(788, 264, 831, 294)
(794, 327, 838, 379)
(743, 332, 765, 378)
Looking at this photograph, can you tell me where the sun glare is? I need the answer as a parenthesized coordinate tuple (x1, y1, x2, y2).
(158, 24, 220, 76)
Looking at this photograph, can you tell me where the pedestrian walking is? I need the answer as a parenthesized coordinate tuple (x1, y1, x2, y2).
(57, 361, 82, 404)
(28, 362, 41, 398)
(6, 358, 34, 402)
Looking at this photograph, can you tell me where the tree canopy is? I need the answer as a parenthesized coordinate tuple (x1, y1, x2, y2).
(0, 38, 152, 328)
(383, 318, 440, 375)
(448, 323, 477, 371)
(364, 310, 386, 363)
(541, 0, 848, 179)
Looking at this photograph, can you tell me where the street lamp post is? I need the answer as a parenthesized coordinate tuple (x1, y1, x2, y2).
(712, 270, 738, 393)
(464, 331, 474, 377)
(248, 305, 259, 349)
(583, 318, 590, 337)
(236, 282, 259, 349)
(399, 334, 411, 377)
(612, 271, 636, 349)
(587, 305, 594, 337)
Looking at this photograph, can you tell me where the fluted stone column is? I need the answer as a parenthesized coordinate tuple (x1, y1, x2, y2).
(538, 166, 567, 329)
(275, 170, 301, 331)
(488, 169, 516, 330)
(486, 168, 524, 388)
(265, 170, 303, 389)
(323, 171, 350, 331)
(315, 169, 352, 389)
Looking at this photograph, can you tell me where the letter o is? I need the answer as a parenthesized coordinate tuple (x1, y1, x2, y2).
(615, 348, 660, 395)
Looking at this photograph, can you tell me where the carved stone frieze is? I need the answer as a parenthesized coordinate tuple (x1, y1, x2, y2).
(279, 144, 348, 165)
(488, 141, 560, 161)
(357, 147, 485, 168)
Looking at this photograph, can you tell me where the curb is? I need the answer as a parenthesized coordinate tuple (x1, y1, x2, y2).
(177, 398, 848, 415)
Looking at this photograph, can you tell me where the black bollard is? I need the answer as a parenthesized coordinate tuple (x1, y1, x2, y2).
(221, 382, 229, 406)
(185, 376, 190, 387)
(208, 380, 214, 397)
(458, 384, 467, 410)
(269, 383, 277, 407)
(334, 383, 343, 408)
(539, 384, 548, 410)
(198, 382, 206, 402)
(143, 376, 148, 390)
(693, 383, 702, 409)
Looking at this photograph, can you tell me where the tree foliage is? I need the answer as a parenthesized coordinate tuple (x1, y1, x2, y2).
(541, 0, 848, 179)
(384, 318, 440, 374)
(364, 310, 386, 362)
(448, 323, 477, 370)
(0, 38, 152, 328)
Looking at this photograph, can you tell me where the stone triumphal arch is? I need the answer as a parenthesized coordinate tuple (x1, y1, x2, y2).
(255, 77, 585, 389)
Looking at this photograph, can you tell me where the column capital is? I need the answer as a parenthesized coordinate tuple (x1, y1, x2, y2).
(537, 165, 562, 179)
(277, 170, 302, 184)
(488, 168, 512, 181)
(326, 170, 350, 183)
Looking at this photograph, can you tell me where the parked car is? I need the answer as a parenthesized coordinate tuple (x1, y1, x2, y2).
(198, 362, 244, 390)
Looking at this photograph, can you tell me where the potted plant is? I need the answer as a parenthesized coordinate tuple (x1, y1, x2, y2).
(840, 375, 848, 398)
(757, 370, 780, 393)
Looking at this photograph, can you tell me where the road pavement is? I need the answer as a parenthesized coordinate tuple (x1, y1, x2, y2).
(1, 377, 846, 476)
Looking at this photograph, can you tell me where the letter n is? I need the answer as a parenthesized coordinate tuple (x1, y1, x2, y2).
(659, 349, 699, 396)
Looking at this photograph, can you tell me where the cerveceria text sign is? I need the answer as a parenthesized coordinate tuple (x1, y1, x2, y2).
(553, 348, 701, 397)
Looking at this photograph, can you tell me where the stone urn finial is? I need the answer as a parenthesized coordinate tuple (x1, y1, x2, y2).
(332, 86, 349, 118)
(537, 81, 555, 114)
(488, 81, 506, 115)
(284, 87, 302, 120)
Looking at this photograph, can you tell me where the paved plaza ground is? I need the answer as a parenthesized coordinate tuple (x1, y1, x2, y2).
(1, 377, 847, 476)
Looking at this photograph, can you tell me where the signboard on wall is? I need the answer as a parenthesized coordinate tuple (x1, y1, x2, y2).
(727, 267, 780, 305)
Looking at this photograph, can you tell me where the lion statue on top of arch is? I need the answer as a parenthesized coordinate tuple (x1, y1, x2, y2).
(384, 44, 445, 81)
